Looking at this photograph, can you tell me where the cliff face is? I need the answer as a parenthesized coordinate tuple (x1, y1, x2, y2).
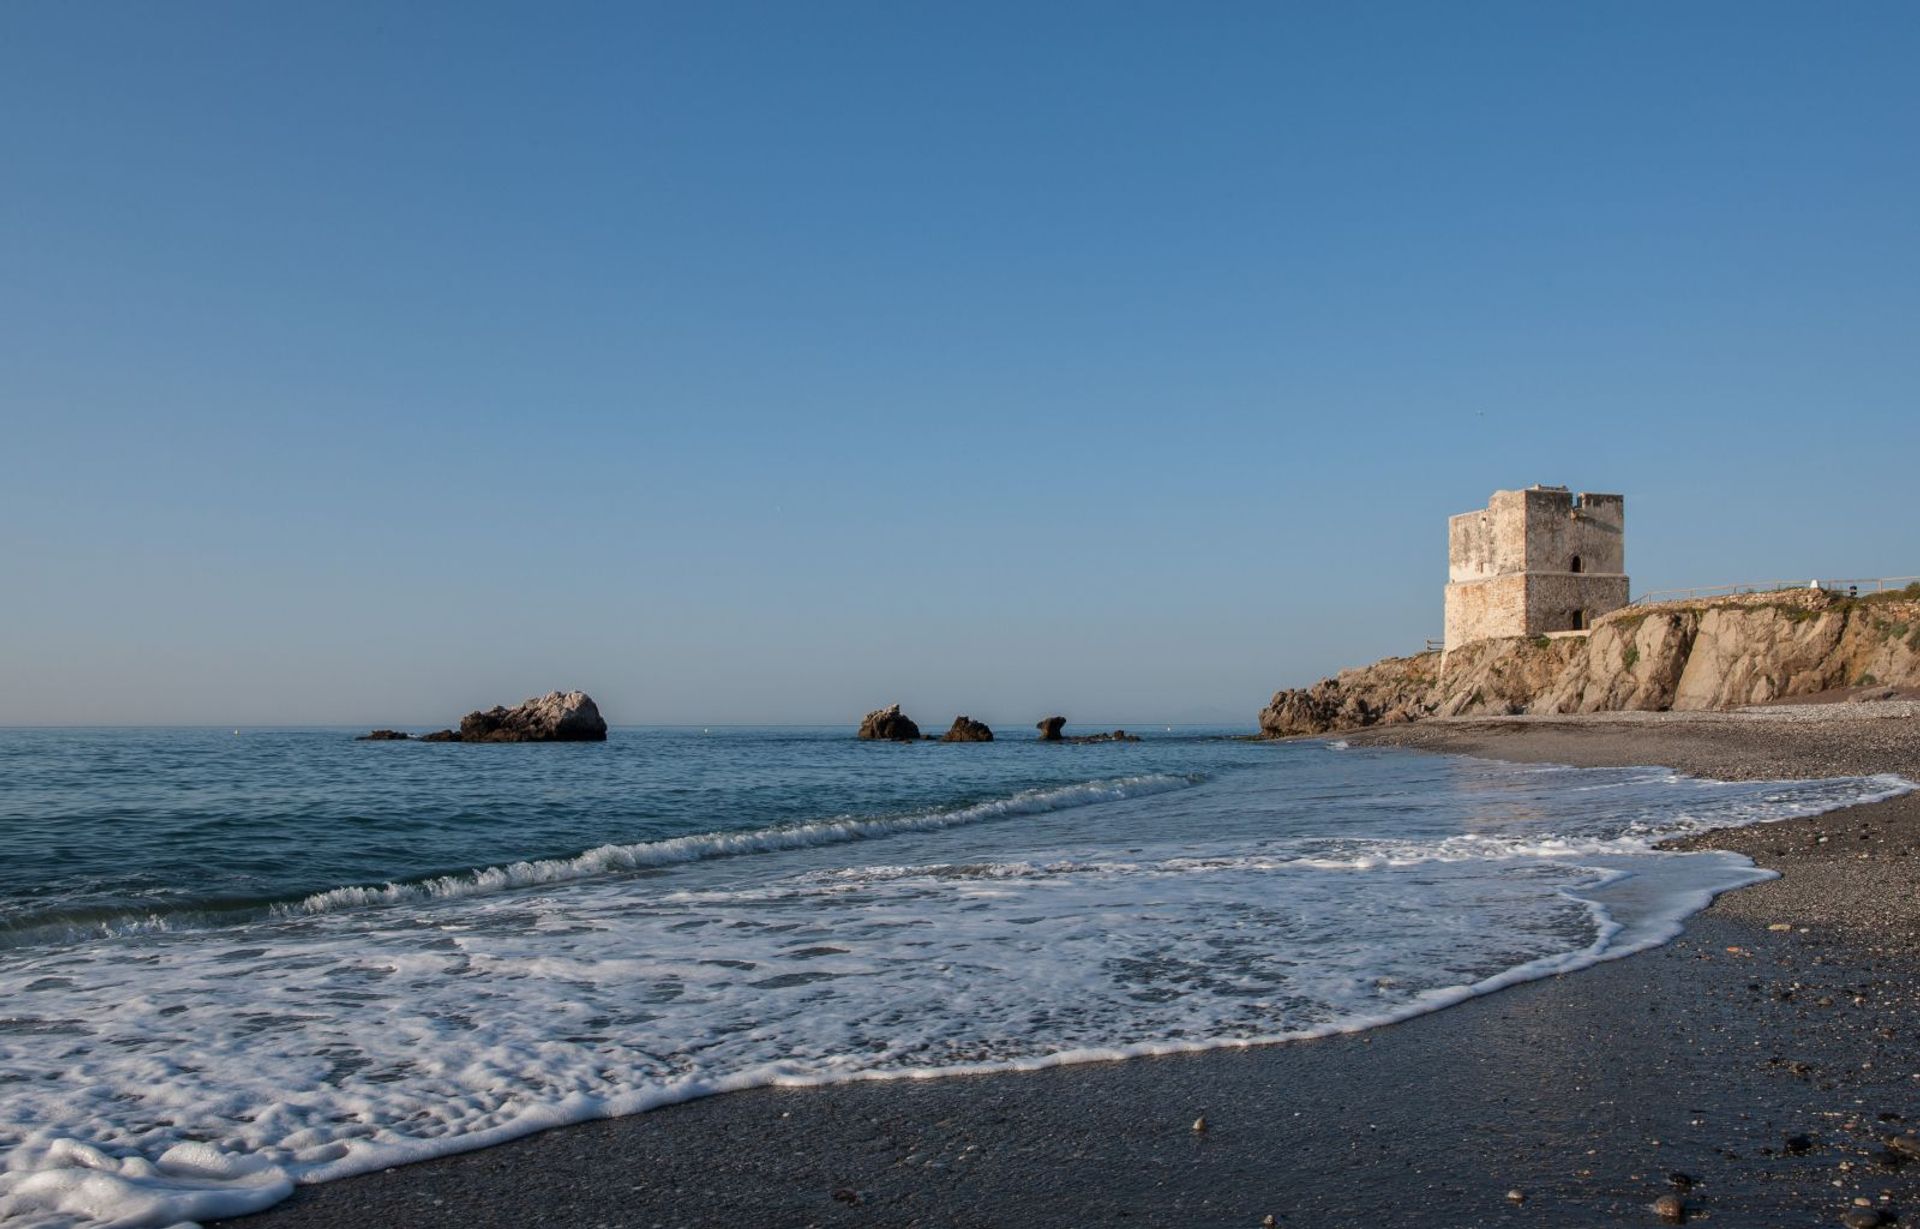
(1260, 587, 1920, 737)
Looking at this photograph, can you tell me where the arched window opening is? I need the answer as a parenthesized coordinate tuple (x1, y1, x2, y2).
(1573, 609, 1590, 631)
(1570, 555, 1584, 573)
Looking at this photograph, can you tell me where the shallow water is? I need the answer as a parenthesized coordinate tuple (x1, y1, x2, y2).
(0, 727, 1907, 1228)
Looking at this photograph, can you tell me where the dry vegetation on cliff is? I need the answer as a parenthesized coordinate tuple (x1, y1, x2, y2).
(1260, 585, 1920, 736)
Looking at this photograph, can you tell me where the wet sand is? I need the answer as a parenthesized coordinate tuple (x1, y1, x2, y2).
(218, 709, 1920, 1228)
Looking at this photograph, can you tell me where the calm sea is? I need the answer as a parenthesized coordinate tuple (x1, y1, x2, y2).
(0, 726, 1906, 1228)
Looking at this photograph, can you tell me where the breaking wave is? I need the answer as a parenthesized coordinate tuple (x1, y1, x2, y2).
(284, 773, 1204, 916)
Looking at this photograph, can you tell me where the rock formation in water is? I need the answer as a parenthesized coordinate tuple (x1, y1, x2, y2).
(457, 690, 608, 742)
(857, 704, 921, 742)
(1260, 587, 1920, 737)
(940, 716, 994, 742)
(360, 691, 608, 743)
(1036, 715, 1066, 741)
(1072, 729, 1141, 743)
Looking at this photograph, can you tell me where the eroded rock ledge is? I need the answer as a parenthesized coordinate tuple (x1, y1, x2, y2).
(1261, 587, 1920, 737)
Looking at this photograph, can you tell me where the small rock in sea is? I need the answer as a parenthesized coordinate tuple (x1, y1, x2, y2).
(1037, 715, 1067, 742)
(419, 729, 462, 742)
(1506, 1189, 1526, 1203)
(940, 716, 994, 742)
(1262, 1216, 1278, 1227)
(1888, 1134, 1920, 1158)
(1784, 1133, 1814, 1154)
(355, 729, 411, 741)
(1192, 1115, 1208, 1133)
(857, 704, 921, 742)
(831, 1186, 861, 1205)
(1074, 728, 1143, 743)
(1841, 1209, 1885, 1229)
(1667, 1171, 1695, 1191)
(1651, 1192, 1686, 1222)
(459, 690, 608, 743)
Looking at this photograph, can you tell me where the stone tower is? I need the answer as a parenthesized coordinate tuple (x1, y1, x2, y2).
(1443, 486, 1628, 652)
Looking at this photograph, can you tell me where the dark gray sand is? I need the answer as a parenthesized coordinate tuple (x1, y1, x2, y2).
(218, 710, 1920, 1229)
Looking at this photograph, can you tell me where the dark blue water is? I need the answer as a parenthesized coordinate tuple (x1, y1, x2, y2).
(0, 725, 1261, 942)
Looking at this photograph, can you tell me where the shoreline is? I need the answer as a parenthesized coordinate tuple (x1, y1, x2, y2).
(218, 709, 1920, 1228)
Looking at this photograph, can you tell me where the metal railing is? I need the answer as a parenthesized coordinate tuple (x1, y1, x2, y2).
(1632, 576, 1920, 605)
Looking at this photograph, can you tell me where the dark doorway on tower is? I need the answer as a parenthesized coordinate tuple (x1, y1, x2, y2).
(1572, 609, 1590, 631)
(1570, 555, 1584, 573)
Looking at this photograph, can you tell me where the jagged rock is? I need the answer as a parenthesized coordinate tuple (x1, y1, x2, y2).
(1036, 716, 1066, 741)
(457, 691, 608, 742)
(1259, 588, 1920, 736)
(1259, 654, 1443, 737)
(1537, 609, 1699, 713)
(857, 704, 921, 742)
(941, 716, 994, 742)
(355, 729, 411, 741)
(419, 729, 462, 742)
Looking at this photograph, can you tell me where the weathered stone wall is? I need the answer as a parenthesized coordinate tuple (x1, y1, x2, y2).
(1519, 489, 1624, 575)
(1443, 574, 1527, 650)
(1525, 573, 1632, 633)
(1447, 494, 1527, 582)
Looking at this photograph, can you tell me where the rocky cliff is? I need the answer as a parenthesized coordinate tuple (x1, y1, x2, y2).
(1260, 586, 1920, 737)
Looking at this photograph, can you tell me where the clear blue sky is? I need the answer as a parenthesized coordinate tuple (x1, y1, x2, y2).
(2, 2, 1916, 726)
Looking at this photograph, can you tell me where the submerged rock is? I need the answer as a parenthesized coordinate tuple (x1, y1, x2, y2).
(940, 716, 993, 742)
(857, 704, 921, 742)
(1073, 729, 1140, 743)
(1036, 716, 1066, 742)
(355, 729, 411, 741)
(457, 691, 608, 742)
(419, 729, 462, 742)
